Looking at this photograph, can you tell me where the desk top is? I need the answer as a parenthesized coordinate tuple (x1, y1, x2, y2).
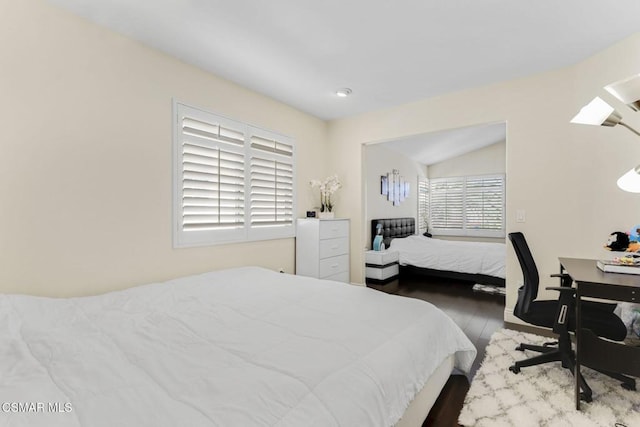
(559, 257, 640, 291)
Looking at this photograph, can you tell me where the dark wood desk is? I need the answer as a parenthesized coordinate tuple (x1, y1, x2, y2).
(559, 257, 640, 410)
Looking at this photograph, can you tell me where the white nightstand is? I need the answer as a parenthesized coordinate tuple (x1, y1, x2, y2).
(365, 250, 399, 283)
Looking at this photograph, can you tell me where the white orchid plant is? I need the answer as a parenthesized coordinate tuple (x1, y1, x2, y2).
(310, 175, 342, 212)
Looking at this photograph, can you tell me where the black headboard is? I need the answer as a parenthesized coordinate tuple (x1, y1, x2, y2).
(371, 218, 415, 248)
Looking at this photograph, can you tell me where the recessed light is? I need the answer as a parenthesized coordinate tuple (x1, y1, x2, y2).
(335, 88, 352, 97)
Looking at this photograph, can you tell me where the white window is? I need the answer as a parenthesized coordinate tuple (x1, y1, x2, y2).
(422, 174, 505, 238)
(173, 102, 295, 247)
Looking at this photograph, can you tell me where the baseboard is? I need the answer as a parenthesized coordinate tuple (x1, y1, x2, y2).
(503, 321, 555, 338)
(503, 307, 555, 337)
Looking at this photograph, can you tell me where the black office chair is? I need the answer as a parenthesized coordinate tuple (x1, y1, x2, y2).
(508, 232, 635, 402)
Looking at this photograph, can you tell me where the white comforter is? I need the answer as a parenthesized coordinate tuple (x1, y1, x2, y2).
(389, 235, 506, 279)
(0, 267, 475, 427)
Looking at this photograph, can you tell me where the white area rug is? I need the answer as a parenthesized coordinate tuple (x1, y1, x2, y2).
(459, 328, 640, 427)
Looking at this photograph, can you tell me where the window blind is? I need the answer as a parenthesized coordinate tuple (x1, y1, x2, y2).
(250, 135, 294, 227)
(417, 177, 429, 234)
(429, 178, 464, 230)
(174, 102, 296, 247)
(427, 174, 505, 237)
(465, 175, 503, 231)
(180, 117, 245, 231)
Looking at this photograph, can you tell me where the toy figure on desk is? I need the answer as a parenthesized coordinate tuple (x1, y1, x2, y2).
(629, 224, 640, 252)
(605, 231, 629, 251)
(373, 224, 384, 251)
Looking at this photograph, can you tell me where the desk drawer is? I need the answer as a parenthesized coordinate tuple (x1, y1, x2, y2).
(319, 237, 349, 259)
(319, 220, 349, 239)
(319, 254, 349, 278)
(582, 283, 640, 302)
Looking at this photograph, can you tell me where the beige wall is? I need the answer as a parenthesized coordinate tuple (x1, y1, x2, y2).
(0, 0, 327, 296)
(328, 33, 640, 322)
(428, 140, 506, 178)
(4, 0, 640, 316)
(364, 144, 427, 247)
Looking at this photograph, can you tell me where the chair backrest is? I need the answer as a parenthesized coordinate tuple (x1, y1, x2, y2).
(508, 232, 540, 318)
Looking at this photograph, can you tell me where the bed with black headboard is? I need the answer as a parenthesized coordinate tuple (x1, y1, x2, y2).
(371, 218, 506, 287)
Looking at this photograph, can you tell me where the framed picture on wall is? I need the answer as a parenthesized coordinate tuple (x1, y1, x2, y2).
(381, 175, 388, 196)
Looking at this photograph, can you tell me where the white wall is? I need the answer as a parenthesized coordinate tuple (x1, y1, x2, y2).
(0, 0, 327, 296)
(327, 32, 640, 322)
(428, 140, 506, 178)
(364, 144, 427, 247)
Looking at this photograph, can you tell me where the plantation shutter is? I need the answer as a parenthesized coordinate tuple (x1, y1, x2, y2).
(427, 173, 505, 237)
(466, 175, 504, 231)
(417, 177, 429, 234)
(429, 177, 464, 230)
(249, 134, 295, 230)
(174, 102, 296, 247)
(175, 104, 247, 246)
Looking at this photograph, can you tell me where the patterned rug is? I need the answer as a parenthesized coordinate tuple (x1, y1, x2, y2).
(459, 328, 640, 427)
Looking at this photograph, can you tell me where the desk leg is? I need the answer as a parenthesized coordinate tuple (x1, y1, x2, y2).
(575, 286, 581, 410)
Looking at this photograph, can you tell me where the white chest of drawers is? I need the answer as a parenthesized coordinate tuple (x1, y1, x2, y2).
(296, 218, 350, 283)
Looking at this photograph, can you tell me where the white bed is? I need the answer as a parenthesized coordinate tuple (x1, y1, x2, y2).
(0, 266, 476, 427)
(389, 235, 506, 280)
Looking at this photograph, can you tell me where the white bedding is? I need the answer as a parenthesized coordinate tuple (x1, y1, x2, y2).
(0, 266, 476, 427)
(389, 235, 506, 279)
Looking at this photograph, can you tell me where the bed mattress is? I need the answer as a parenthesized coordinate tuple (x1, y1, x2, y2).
(0, 267, 476, 426)
(389, 235, 506, 279)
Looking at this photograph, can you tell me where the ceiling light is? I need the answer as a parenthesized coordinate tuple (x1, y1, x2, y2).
(605, 73, 640, 112)
(335, 88, 352, 98)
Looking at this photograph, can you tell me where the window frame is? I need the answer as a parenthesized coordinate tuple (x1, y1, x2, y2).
(172, 101, 296, 248)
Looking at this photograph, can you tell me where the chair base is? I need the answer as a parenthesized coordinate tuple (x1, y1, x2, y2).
(509, 335, 636, 402)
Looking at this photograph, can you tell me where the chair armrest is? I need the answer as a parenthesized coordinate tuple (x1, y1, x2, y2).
(550, 273, 573, 287)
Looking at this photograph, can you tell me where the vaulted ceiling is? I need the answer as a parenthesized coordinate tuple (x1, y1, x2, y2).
(47, 0, 640, 120)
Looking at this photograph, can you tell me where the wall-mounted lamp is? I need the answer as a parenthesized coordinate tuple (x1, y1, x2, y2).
(571, 74, 640, 192)
(605, 73, 640, 112)
(570, 97, 640, 136)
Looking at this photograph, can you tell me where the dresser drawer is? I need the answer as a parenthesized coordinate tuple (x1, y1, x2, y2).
(319, 254, 349, 278)
(319, 237, 349, 259)
(319, 220, 349, 240)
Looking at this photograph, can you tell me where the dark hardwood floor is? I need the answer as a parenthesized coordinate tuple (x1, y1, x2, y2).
(367, 273, 505, 427)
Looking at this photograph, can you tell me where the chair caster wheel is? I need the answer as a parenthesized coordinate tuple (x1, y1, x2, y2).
(515, 345, 524, 351)
(509, 365, 520, 374)
(580, 392, 592, 403)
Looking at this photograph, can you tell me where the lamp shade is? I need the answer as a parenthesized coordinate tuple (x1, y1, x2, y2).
(617, 166, 640, 193)
(570, 97, 622, 127)
(605, 73, 640, 112)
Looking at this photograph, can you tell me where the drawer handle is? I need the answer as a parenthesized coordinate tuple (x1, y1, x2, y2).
(331, 264, 339, 269)
(331, 245, 339, 249)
